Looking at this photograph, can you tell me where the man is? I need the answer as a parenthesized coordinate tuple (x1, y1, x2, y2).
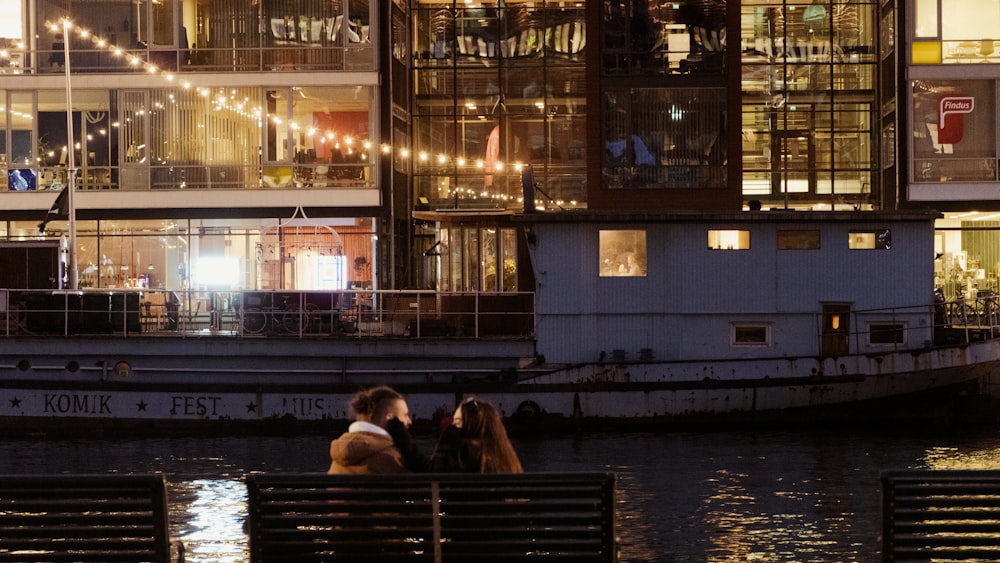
(328, 385, 412, 474)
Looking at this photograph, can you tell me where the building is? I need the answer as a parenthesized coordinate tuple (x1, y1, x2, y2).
(892, 0, 1000, 301)
(0, 0, 994, 300)
(1, 0, 389, 294)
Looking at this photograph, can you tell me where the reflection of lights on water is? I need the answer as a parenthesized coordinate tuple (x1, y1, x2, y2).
(923, 446, 1000, 470)
(699, 469, 843, 561)
(170, 479, 248, 562)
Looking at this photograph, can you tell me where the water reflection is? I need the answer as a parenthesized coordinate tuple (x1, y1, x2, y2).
(4, 429, 1000, 562)
(923, 444, 1000, 469)
(170, 479, 248, 562)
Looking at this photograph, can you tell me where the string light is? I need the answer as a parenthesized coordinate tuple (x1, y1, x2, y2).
(20, 17, 581, 207)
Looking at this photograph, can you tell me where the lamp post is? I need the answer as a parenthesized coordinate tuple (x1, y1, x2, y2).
(60, 19, 78, 290)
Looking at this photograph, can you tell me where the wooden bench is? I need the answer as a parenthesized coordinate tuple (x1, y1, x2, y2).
(0, 473, 183, 562)
(881, 469, 1000, 561)
(246, 472, 618, 562)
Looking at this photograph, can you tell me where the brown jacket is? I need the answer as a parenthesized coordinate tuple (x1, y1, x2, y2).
(328, 430, 408, 474)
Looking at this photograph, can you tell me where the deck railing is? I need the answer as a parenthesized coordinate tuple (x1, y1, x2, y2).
(0, 288, 534, 340)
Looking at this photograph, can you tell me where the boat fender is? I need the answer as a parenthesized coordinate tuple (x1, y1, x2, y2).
(515, 400, 542, 419)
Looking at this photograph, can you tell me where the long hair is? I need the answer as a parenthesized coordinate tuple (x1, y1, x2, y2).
(350, 385, 403, 422)
(457, 398, 523, 473)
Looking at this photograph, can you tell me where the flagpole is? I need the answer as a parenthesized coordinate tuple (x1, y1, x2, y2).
(61, 19, 78, 290)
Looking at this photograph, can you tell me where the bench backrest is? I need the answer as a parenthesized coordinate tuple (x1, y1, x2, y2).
(882, 469, 1000, 562)
(246, 472, 617, 562)
(0, 473, 173, 563)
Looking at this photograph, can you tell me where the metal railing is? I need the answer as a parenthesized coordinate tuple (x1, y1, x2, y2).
(0, 288, 534, 340)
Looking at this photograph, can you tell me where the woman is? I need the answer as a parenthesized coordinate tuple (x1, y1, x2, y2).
(328, 385, 412, 474)
(430, 397, 523, 473)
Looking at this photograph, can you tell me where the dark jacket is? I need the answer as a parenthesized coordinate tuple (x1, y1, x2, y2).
(429, 425, 481, 472)
(387, 420, 480, 473)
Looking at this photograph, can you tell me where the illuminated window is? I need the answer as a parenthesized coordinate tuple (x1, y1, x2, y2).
(708, 230, 750, 250)
(914, 0, 939, 38)
(869, 323, 906, 345)
(599, 229, 646, 277)
(314, 255, 349, 290)
(777, 230, 820, 250)
(731, 323, 770, 346)
(849, 229, 891, 249)
(194, 257, 241, 286)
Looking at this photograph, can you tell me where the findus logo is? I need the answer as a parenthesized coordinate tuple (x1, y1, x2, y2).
(938, 95, 975, 144)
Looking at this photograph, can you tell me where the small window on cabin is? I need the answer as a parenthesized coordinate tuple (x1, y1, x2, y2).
(708, 230, 750, 250)
(869, 322, 905, 345)
(849, 229, 892, 249)
(599, 229, 647, 277)
(731, 323, 770, 346)
(777, 230, 820, 250)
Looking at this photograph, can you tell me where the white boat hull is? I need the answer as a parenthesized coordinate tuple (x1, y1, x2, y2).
(0, 336, 994, 434)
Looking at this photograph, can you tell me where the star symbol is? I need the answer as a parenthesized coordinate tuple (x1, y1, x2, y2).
(246, 401, 257, 413)
(9, 397, 21, 408)
(136, 400, 148, 412)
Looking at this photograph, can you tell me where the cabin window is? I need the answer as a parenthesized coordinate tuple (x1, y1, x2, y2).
(731, 323, 770, 346)
(599, 229, 647, 277)
(708, 230, 750, 250)
(868, 322, 906, 345)
(849, 229, 892, 249)
(777, 230, 820, 250)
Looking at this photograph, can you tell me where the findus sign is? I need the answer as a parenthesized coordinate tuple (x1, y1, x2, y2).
(938, 95, 975, 144)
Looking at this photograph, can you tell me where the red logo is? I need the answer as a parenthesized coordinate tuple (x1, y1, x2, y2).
(938, 96, 975, 144)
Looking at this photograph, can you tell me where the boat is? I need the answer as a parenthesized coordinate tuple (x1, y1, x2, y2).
(1, 209, 999, 435)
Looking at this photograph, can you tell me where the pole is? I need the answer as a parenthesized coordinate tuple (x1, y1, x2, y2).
(61, 19, 78, 289)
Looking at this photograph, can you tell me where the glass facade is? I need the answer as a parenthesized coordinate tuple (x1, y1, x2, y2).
(21, 0, 374, 73)
(2, 84, 374, 192)
(0, 1, 381, 293)
(905, 0, 1000, 302)
(411, 1, 587, 211)
(740, 0, 877, 209)
(0, 0, 994, 296)
(600, 0, 728, 194)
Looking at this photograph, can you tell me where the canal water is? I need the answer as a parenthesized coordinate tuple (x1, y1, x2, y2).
(3, 426, 1000, 562)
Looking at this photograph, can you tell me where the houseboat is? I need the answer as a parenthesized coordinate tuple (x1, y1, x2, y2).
(1, 209, 998, 435)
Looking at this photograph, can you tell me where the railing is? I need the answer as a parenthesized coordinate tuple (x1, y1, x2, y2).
(0, 288, 534, 340)
(30, 45, 374, 74)
(7, 163, 375, 192)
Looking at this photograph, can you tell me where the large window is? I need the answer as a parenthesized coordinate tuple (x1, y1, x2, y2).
(600, 0, 728, 194)
(12, 217, 373, 292)
(412, 2, 588, 209)
(603, 0, 725, 76)
(915, 0, 1000, 63)
(603, 88, 727, 191)
(30, 0, 372, 73)
(911, 80, 996, 183)
(3, 86, 373, 192)
(740, 1, 877, 208)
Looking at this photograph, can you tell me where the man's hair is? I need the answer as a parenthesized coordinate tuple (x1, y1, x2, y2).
(350, 385, 404, 420)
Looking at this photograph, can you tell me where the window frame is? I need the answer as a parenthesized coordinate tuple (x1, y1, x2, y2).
(867, 321, 907, 345)
(731, 322, 771, 347)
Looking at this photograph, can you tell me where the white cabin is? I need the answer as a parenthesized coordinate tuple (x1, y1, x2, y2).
(518, 210, 941, 365)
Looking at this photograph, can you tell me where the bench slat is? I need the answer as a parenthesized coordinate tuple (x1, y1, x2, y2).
(0, 474, 175, 563)
(882, 470, 1000, 562)
(247, 472, 617, 563)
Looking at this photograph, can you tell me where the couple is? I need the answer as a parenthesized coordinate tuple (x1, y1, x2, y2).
(328, 385, 522, 474)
